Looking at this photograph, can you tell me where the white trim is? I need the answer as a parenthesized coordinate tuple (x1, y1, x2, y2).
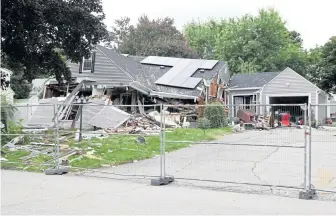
(288, 67, 328, 96)
(316, 90, 319, 123)
(231, 94, 234, 118)
(231, 93, 258, 118)
(82, 57, 93, 72)
(231, 93, 256, 96)
(149, 91, 197, 100)
(259, 84, 267, 114)
(265, 93, 312, 104)
(227, 87, 261, 91)
(263, 67, 328, 96)
(265, 93, 311, 118)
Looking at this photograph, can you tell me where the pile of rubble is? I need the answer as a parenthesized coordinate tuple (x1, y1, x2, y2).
(234, 109, 281, 131)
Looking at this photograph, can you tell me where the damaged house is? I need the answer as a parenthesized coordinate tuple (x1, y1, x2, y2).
(28, 45, 230, 129)
(63, 45, 230, 104)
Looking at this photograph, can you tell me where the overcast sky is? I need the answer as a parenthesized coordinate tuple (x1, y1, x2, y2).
(102, 0, 336, 49)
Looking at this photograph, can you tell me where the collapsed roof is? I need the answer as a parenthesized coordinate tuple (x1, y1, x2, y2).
(67, 45, 230, 100)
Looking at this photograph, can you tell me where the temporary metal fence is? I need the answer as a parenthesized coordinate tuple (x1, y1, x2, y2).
(1, 102, 335, 200)
(158, 103, 312, 198)
(1, 104, 59, 172)
(1, 103, 164, 179)
(308, 104, 336, 196)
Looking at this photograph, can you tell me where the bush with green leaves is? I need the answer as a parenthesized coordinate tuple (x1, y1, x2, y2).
(204, 102, 228, 128)
(11, 76, 32, 99)
(197, 117, 211, 135)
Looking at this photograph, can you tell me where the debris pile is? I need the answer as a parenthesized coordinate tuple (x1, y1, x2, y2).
(235, 109, 286, 130)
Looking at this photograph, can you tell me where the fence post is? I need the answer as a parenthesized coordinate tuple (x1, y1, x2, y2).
(44, 104, 69, 175)
(304, 103, 307, 190)
(160, 103, 164, 179)
(299, 103, 316, 199)
(308, 103, 314, 194)
(151, 104, 174, 186)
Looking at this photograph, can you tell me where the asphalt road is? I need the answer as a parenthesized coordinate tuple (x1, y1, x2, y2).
(2, 170, 336, 215)
(85, 128, 336, 199)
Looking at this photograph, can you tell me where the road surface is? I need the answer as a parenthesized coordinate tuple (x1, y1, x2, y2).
(1, 170, 336, 215)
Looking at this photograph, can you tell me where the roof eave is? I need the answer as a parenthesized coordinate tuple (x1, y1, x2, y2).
(227, 87, 261, 91)
(150, 91, 198, 100)
(129, 81, 151, 95)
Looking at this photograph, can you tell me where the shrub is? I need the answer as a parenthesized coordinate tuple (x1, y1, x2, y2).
(197, 117, 211, 135)
(204, 102, 228, 128)
(11, 76, 32, 99)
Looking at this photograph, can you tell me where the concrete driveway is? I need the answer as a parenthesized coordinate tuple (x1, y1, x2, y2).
(81, 128, 336, 200)
(2, 170, 336, 215)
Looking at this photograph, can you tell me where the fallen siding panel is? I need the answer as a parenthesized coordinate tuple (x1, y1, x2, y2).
(88, 106, 130, 129)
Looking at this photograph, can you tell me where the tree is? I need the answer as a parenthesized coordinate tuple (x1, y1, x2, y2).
(1, 0, 108, 83)
(106, 17, 132, 49)
(197, 117, 210, 135)
(184, 9, 308, 75)
(11, 75, 32, 99)
(111, 15, 197, 58)
(317, 36, 336, 93)
(184, 20, 223, 59)
(289, 31, 303, 46)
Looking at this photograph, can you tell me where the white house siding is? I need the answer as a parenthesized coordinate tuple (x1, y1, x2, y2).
(328, 101, 336, 117)
(261, 68, 320, 104)
(228, 89, 260, 117)
(327, 94, 336, 118)
(317, 93, 328, 124)
(68, 49, 133, 87)
(261, 68, 328, 121)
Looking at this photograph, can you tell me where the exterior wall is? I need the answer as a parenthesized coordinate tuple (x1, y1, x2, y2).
(317, 92, 328, 125)
(328, 95, 336, 117)
(68, 49, 133, 87)
(261, 68, 319, 105)
(228, 89, 259, 105)
(227, 89, 260, 118)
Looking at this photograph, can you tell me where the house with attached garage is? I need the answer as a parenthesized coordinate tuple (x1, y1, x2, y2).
(227, 67, 329, 125)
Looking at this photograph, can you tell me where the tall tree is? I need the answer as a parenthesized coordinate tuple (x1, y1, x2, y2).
(184, 20, 223, 59)
(106, 17, 132, 49)
(184, 9, 308, 75)
(111, 15, 197, 58)
(1, 0, 108, 83)
(318, 36, 336, 93)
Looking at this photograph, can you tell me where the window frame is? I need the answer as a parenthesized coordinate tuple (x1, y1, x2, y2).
(82, 57, 93, 72)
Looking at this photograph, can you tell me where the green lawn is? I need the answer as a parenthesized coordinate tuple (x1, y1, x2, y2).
(1, 127, 232, 171)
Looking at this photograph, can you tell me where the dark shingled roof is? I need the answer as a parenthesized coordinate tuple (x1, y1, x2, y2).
(98, 45, 229, 97)
(228, 72, 281, 89)
(126, 55, 227, 97)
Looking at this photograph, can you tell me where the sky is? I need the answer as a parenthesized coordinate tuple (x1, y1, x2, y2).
(102, 0, 336, 49)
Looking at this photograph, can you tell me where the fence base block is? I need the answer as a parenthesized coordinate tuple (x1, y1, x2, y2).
(151, 176, 174, 186)
(299, 189, 316, 200)
(44, 167, 69, 175)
